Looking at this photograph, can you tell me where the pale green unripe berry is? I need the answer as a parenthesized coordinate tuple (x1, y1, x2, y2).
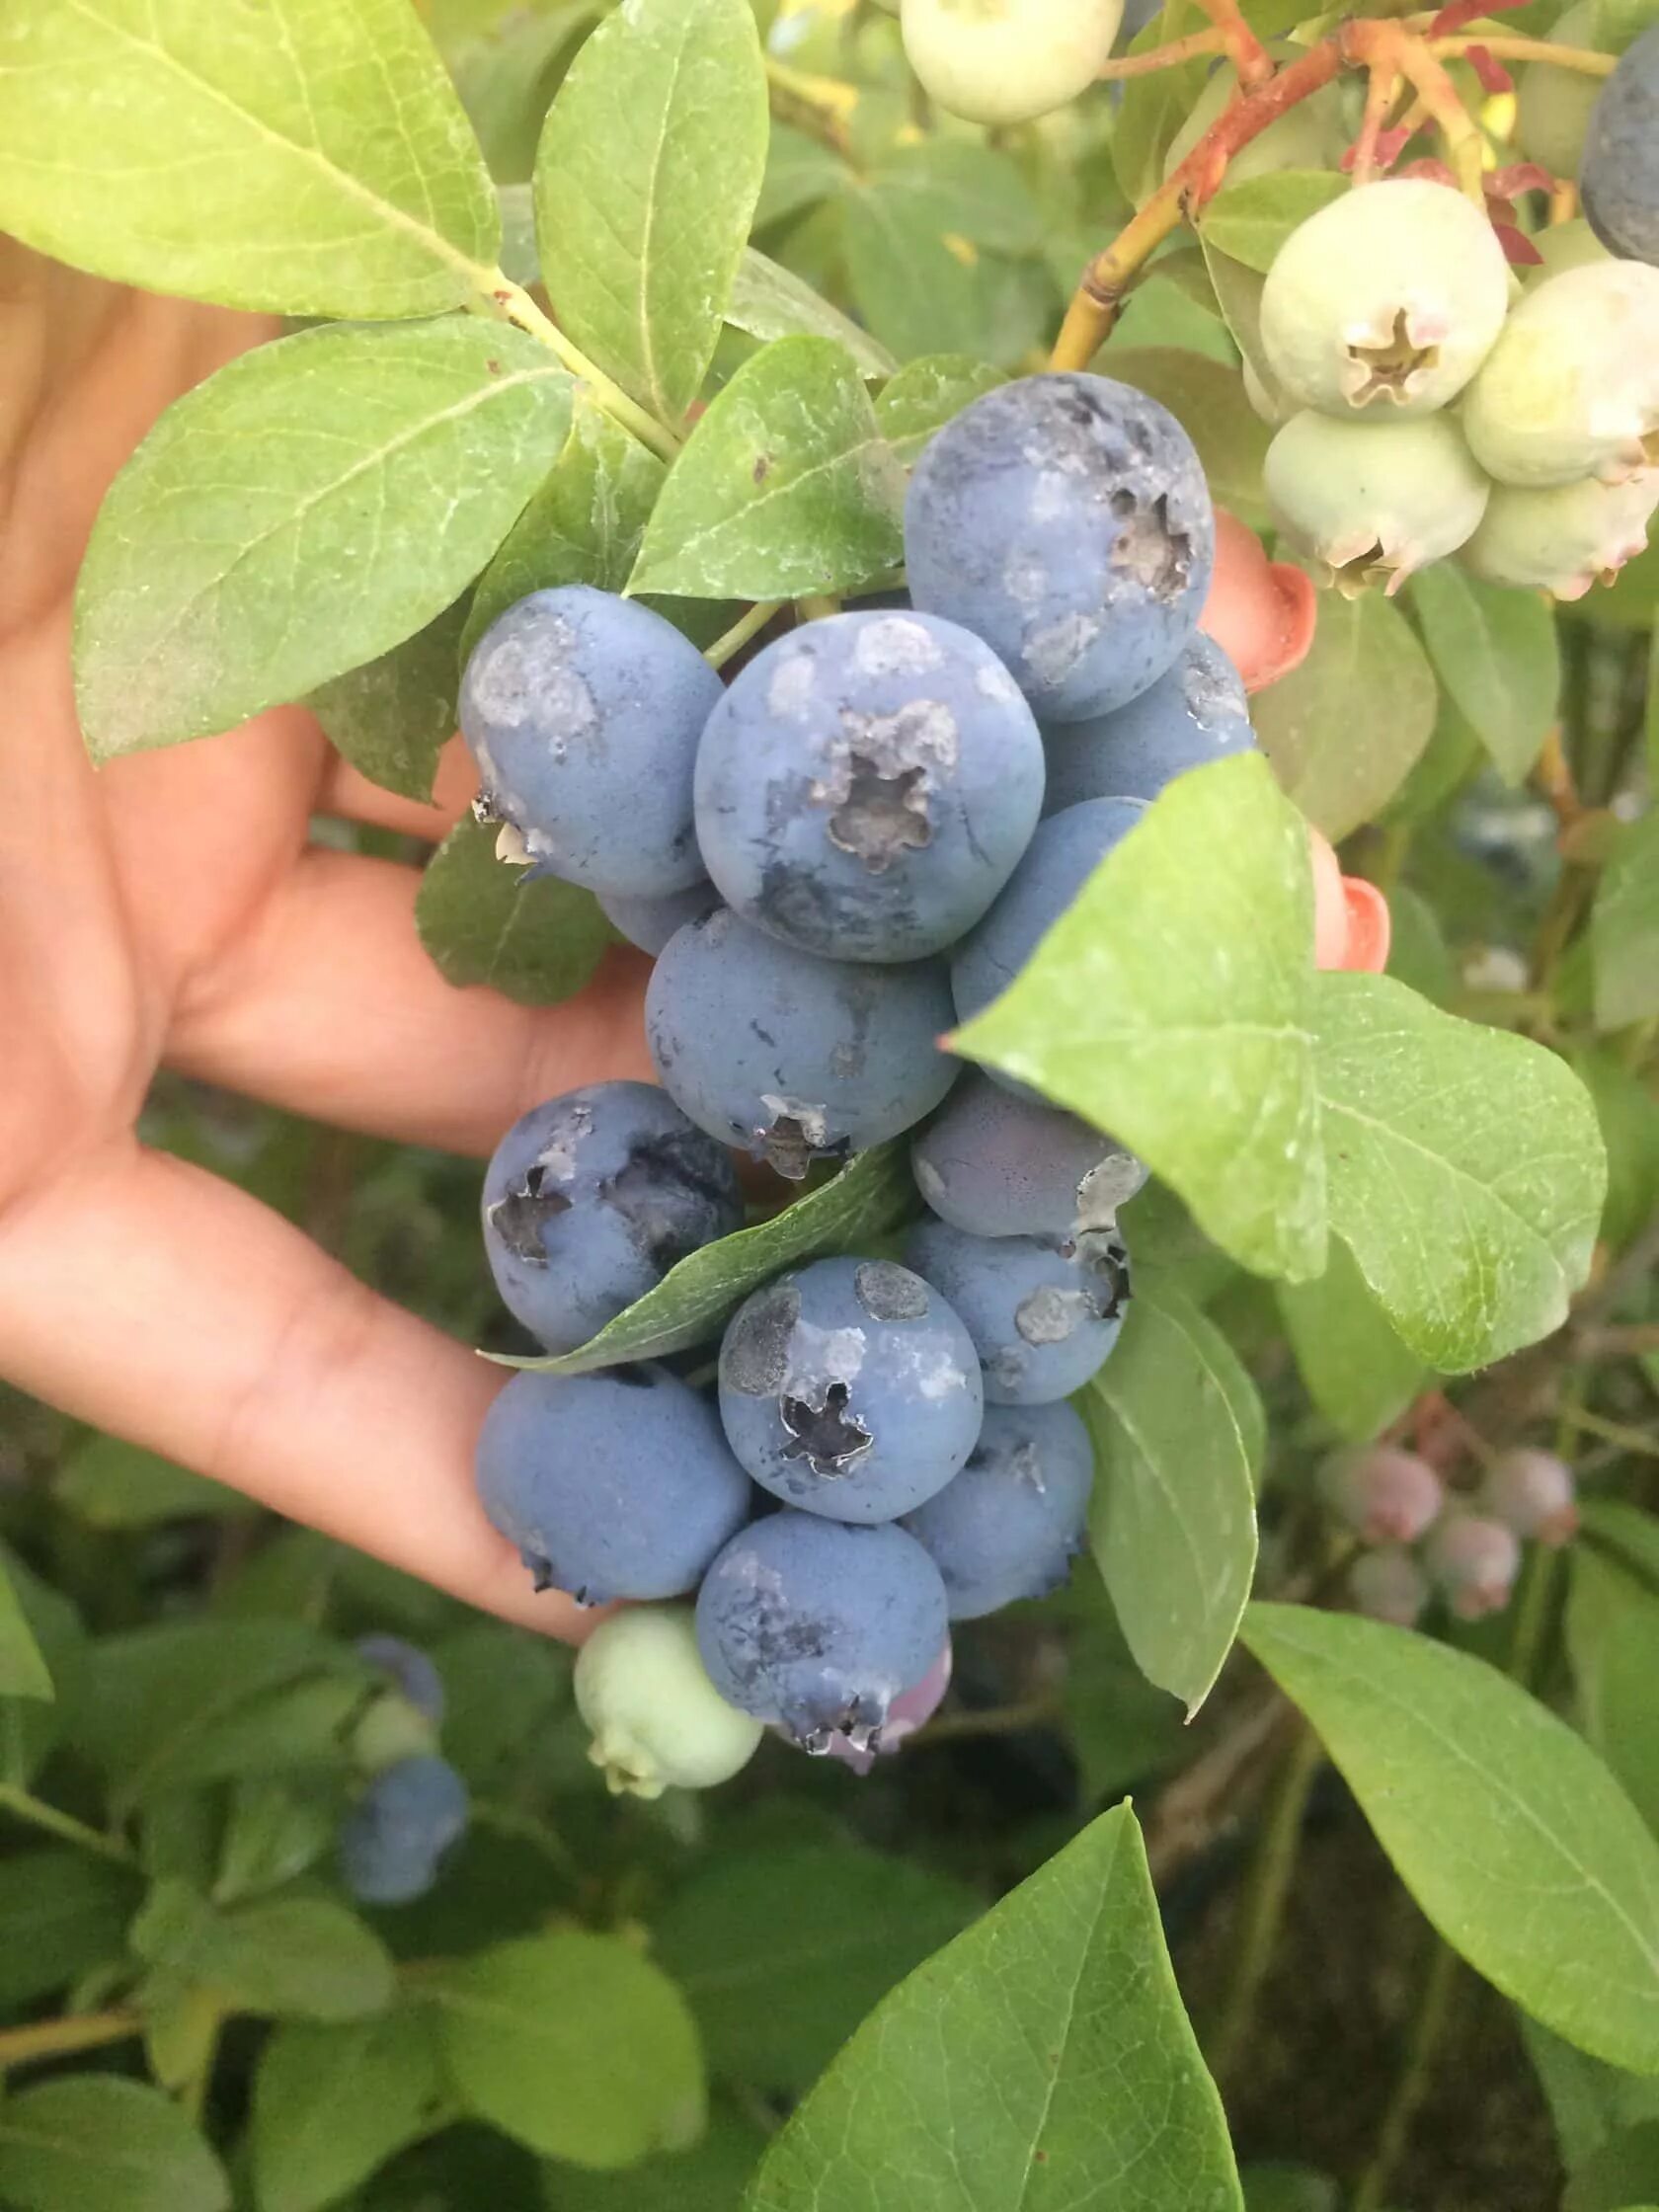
(574, 1606, 763, 1799)
(1462, 259, 1659, 487)
(352, 1692, 440, 1777)
(1527, 216, 1613, 285)
(1266, 411, 1490, 594)
(1515, 0, 1607, 179)
(1462, 471, 1659, 598)
(1242, 355, 1292, 426)
(900, 0, 1122, 126)
(1260, 180, 1511, 418)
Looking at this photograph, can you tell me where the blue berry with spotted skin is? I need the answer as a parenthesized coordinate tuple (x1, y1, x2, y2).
(597, 881, 718, 955)
(482, 1083, 744, 1354)
(340, 1755, 469, 1906)
(906, 1216, 1130, 1405)
(695, 1511, 949, 1750)
(902, 1400, 1094, 1618)
(911, 1074, 1145, 1242)
(459, 585, 720, 896)
(1581, 23, 1659, 266)
(905, 373, 1215, 723)
(1041, 635, 1254, 811)
(717, 1256, 984, 1523)
(475, 1364, 751, 1605)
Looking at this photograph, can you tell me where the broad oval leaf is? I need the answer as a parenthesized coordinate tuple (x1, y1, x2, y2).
(628, 336, 906, 598)
(0, 1547, 52, 1700)
(654, 1845, 980, 2094)
(1313, 971, 1606, 1369)
(1199, 170, 1349, 274)
(52, 1436, 249, 1531)
(1242, 1603, 1659, 2076)
(1593, 813, 1659, 1034)
(953, 753, 1328, 1285)
(746, 1802, 1242, 2212)
(0, 0, 498, 320)
(0, 1851, 140, 2012)
(1411, 564, 1560, 785)
(133, 1882, 397, 2022)
(429, 1930, 704, 2168)
(1568, 1540, 1659, 1838)
(499, 1139, 914, 1374)
(842, 181, 1001, 364)
(1252, 591, 1440, 842)
(416, 817, 615, 1007)
(727, 249, 897, 381)
(309, 596, 470, 806)
(0, 1547, 87, 1783)
(0, 2076, 229, 2212)
(252, 2009, 447, 2212)
(1274, 1237, 1427, 1444)
(874, 355, 1006, 467)
(1083, 1285, 1259, 1713)
(75, 320, 573, 760)
(534, 0, 768, 428)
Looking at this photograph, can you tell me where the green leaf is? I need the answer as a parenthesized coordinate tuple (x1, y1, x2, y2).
(1275, 1238, 1428, 1443)
(0, 1851, 141, 2011)
(1568, 1545, 1659, 1837)
(429, 1930, 704, 2167)
(1563, 2122, 1659, 2212)
(0, 1548, 52, 1701)
(0, 1550, 87, 1785)
(430, 1622, 570, 1792)
(1113, 9, 1215, 206)
(415, 817, 614, 1007)
(1242, 1603, 1659, 2076)
(1201, 240, 1279, 401)
(1411, 565, 1560, 784)
(214, 1778, 340, 1904)
(628, 336, 906, 598)
(654, 1845, 980, 2094)
(1098, 347, 1270, 528)
(0, 0, 498, 320)
(0, 2077, 229, 2212)
(747, 1802, 1241, 2212)
(1525, 2014, 1659, 2173)
(1578, 1046, 1659, 1249)
(1312, 971, 1606, 1370)
(133, 1879, 396, 2020)
(756, 122, 851, 231)
(842, 181, 999, 365)
(1082, 1285, 1259, 1713)
(309, 596, 469, 806)
(871, 140, 1044, 255)
(552, 2099, 769, 2212)
(727, 249, 897, 381)
(1252, 591, 1440, 841)
(1594, 813, 1659, 1032)
(875, 355, 1007, 467)
(75, 320, 573, 760)
(1199, 171, 1349, 275)
(953, 753, 1327, 1285)
(533, 0, 768, 427)
(449, 3, 602, 186)
(252, 2009, 448, 2212)
(500, 1140, 913, 1374)
(1385, 883, 1458, 1006)
(52, 1436, 250, 1532)
(1063, 1601, 1187, 1805)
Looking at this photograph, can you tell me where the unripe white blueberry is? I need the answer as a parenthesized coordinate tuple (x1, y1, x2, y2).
(1317, 1445, 1445, 1544)
(1478, 1448, 1579, 1545)
(1423, 1513, 1523, 1620)
(1462, 471, 1659, 599)
(1259, 180, 1511, 418)
(1462, 259, 1659, 488)
(900, 0, 1123, 126)
(1349, 1544, 1430, 1627)
(1242, 356, 1292, 426)
(1265, 411, 1489, 594)
(1515, 0, 1607, 180)
(574, 1607, 764, 1799)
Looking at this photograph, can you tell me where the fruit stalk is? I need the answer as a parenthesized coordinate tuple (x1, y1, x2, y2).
(1191, 0, 1275, 86)
(1096, 27, 1226, 81)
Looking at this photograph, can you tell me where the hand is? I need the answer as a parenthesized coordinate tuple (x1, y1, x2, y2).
(0, 247, 654, 1637)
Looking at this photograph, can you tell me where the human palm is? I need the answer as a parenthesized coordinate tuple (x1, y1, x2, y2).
(0, 247, 651, 1635)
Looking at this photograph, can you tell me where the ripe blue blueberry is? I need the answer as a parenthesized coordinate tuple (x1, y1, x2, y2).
(695, 1511, 949, 1749)
(646, 906, 958, 1179)
(1041, 635, 1254, 812)
(340, 1754, 469, 1907)
(818, 1641, 952, 1773)
(950, 800, 1146, 1095)
(596, 881, 719, 955)
(475, 1364, 752, 1605)
(1316, 1445, 1443, 1545)
(1581, 23, 1659, 266)
(458, 585, 721, 897)
(718, 1256, 984, 1522)
(905, 373, 1215, 723)
(902, 1399, 1094, 1618)
(482, 1083, 744, 1353)
(693, 609, 1046, 962)
(911, 1073, 1145, 1242)
(906, 1216, 1129, 1405)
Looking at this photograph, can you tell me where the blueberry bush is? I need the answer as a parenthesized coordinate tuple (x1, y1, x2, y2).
(3, 1, 1659, 2207)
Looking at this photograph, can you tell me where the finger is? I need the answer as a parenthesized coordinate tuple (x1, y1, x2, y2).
(170, 847, 656, 1157)
(0, 1139, 599, 1640)
(317, 736, 480, 842)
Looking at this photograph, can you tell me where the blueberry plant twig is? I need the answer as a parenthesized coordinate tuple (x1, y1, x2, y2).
(1096, 27, 1226, 80)
(1352, 1936, 1462, 2212)
(480, 275, 682, 462)
(0, 2009, 143, 2072)
(704, 600, 784, 671)
(0, 1782, 136, 1867)
(1206, 1717, 1324, 2086)
(1190, 0, 1275, 86)
(764, 54, 858, 156)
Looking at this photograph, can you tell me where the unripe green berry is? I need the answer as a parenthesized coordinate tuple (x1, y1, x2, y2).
(1461, 471, 1659, 598)
(900, 0, 1122, 126)
(1515, 0, 1607, 180)
(1266, 411, 1489, 594)
(1462, 259, 1659, 488)
(352, 1691, 441, 1777)
(1259, 179, 1511, 418)
(574, 1606, 764, 1799)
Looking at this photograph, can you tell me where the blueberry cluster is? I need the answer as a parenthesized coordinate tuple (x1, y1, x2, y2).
(464, 372, 1238, 1787)
(1327, 1444, 1577, 1628)
(340, 1636, 470, 1905)
(1254, 176, 1659, 602)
